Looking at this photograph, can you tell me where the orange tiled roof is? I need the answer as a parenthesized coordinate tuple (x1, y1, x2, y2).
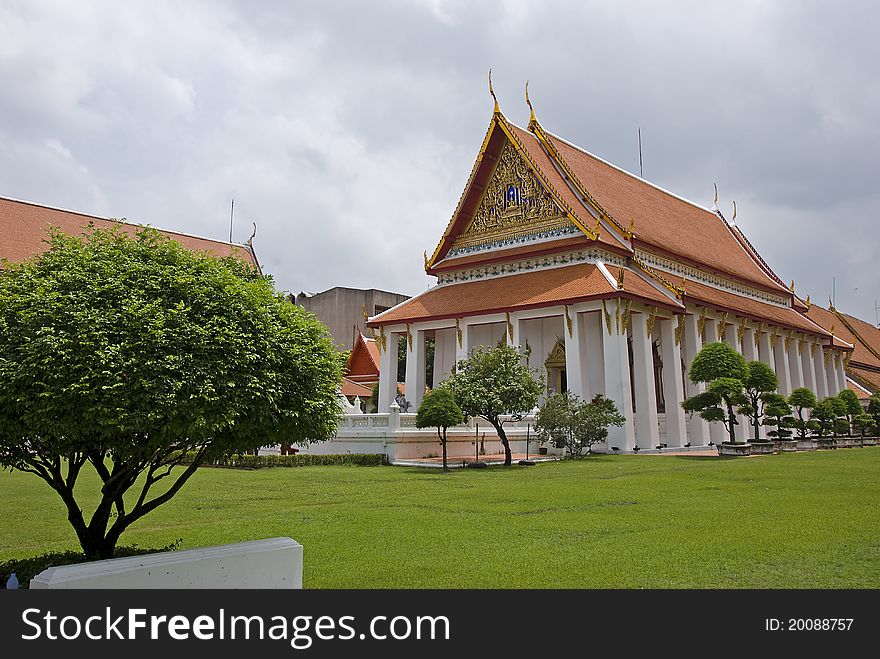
(0, 196, 258, 267)
(540, 129, 791, 294)
(345, 333, 380, 382)
(836, 310, 880, 365)
(848, 366, 880, 394)
(369, 262, 679, 326)
(846, 379, 872, 400)
(805, 305, 879, 367)
(682, 278, 832, 338)
(341, 378, 373, 398)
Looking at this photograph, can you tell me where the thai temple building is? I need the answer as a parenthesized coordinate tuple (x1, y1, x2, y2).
(362, 85, 853, 453)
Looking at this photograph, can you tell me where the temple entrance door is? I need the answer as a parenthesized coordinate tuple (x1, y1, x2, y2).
(545, 338, 567, 395)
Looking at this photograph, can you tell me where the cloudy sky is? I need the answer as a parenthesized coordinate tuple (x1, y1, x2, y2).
(2, 0, 879, 323)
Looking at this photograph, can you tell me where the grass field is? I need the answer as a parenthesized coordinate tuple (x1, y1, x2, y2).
(2, 450, 879, 588)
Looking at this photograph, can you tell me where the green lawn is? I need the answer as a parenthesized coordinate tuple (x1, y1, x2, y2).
(2, 450, 879, 588)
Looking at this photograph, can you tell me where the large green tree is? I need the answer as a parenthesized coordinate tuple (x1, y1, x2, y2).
(0, 226, 345, 559)
(445, 344, 543, 466)
(414, 387, 464, 470)
(740, 361, 778, 441)
(681, 342, 748, 444)
(536, 392, 624, 458)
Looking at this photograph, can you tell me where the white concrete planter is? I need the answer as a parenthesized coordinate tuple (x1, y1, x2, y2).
(30, 538, 302, 589)
(750, 441, 776, 455)
(720, 442, 751, 456)
(796, 438, 817, 451)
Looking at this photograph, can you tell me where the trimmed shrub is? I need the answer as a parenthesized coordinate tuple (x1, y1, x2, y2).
(177, 452, 388, 469)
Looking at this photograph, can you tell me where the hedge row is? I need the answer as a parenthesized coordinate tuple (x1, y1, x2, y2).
(179, 452, 389, 469)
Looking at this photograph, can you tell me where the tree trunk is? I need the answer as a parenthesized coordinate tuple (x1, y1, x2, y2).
(493, 420, 512, 466)
(439, 428, 448, 471)
(726, 401, 737, 444)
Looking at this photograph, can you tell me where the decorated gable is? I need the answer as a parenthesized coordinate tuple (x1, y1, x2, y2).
(448, 138, 580, 257)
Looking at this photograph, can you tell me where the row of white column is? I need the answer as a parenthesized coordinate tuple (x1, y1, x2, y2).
(376, 306, 848, 448)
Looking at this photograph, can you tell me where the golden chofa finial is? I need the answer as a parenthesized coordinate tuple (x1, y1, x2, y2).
(423, 250, 429, 270)
(525, 80, 537, 127)
(488, 69, 499, 114)
(711, 182, 719, 211)
(730, 200, 737, 225)
(616, 265, 626, 290)
(805, 294, 811, 308)
(789, 279, 795, 293)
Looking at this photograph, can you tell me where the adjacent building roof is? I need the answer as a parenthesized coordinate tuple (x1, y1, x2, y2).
(340, 377, 373, 398)
(344, 333, 380, 383)
(0, 196, 259, 268)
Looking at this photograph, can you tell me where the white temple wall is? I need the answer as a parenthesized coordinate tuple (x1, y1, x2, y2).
(469, 321, 507, 351)
(522, 316, 565, 375)
(432, 327, 457, 385)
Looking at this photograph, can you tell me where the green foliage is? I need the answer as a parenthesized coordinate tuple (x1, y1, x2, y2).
(837, 389, 862, 435)
(788, 387, 818, 439)
(812, 398, 837, 438)
(688, 341, 749, 384)
(762, 393, 794, 439)
(445, 344, 543, 465)
(0, 226, 346, 558)
(853, 413, 877, 438)
(415, 388, 464, 470)
(683, 342, 748, 444)
(741, 361, 779, 441)
(535, 393, 624, 458)
(178, 452, 388, 468)
(0, 541, 181, 589)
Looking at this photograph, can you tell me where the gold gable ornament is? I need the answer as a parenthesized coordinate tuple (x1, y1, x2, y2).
(675, 315, 685, 346)
(545, 338, 567, 368)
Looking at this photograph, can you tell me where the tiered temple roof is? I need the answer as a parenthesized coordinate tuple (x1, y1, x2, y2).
(369, 95, 841, 348)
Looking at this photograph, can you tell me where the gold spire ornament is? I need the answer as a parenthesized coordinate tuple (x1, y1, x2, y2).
(730, 200, 737, 224)
(805, 295, 811, 309)
(616, 265, 626, 289)
(525, 80, 537, 127)
(488, 69, 499, 114)
(423, 250, 429, 270)
(711, 182, 719, 211)
(789, 279, 795, 293)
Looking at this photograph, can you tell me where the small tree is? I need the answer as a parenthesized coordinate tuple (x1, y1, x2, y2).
(534, 391, 577, 452)
(576, 394, 626, 457)
(415, 388, 464, 470)
(762, 393, 794, 440)
(837, 389, 862, 436)
(788, 388, 819, 439)
(854, 413, 877, 438)
(812, 398, 837, 438)
(868, 394, 880, 430)
(740, 361, 778, 441)
(0, 227, 345, 559)
(445, 344, 543, 466)
(829, 396, 849, 437)
(682, 342, 748, 444)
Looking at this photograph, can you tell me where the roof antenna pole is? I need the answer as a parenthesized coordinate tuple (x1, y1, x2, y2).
(874, 299, 879, 327)
(638, 127, 643, 178)
(832, 276, 836, 308)
(229, 198, 235, 243)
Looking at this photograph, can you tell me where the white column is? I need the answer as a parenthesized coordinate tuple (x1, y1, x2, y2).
(682, 313, 709, 447)
(758, 330, 774, 370)
(583, 312, 604, 401)
(454, 320, 470, 368)
(703, 319, 727, 446)
(742, 327, 762, 440)
(564, 309, 586, 399)
(789, 335, 804, 391)
(813, 343, 828, 399)
(377, 330, 400, 412)
(828, 351, 842, 395)
(403, 326, 426, 411)
(723, 322, 749, 442)
(774, 334, 792, 395)
(801, 338, 817, 395)
(837, 353, 847, 395)
(509, 314, 527, 362)
(659, 316, 687, 448)
(631, 312, 660, 449)
(824, 349, 837, 395)
(601, 306, 636, 450)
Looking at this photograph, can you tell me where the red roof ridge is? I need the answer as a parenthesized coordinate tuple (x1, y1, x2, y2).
(833, 308, 880, 362)
(0, 195, 254, 253)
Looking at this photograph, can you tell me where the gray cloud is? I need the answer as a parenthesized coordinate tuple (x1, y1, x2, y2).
(1, 0, 878, 322)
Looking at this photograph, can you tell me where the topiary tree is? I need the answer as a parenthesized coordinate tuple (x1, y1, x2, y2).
(788, 387, 819, 439)
(812, 398, 837, 438)
(445, 344, 543, 466)
(854, 412, 877, 438)
(868, 394, 880, 430)
(415, 388, 464, 470)
(829, 396, 849, 437)
(534, 391, 576, 452)
(534, 392, 624, 459)
(682, 342, 748, 444)
(0, 226, 345, 559)
(576, 394, 626, 457)
(762, 393, 794, 440)
(837, 389, 862, 436)
(740, 361, 778, 441)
